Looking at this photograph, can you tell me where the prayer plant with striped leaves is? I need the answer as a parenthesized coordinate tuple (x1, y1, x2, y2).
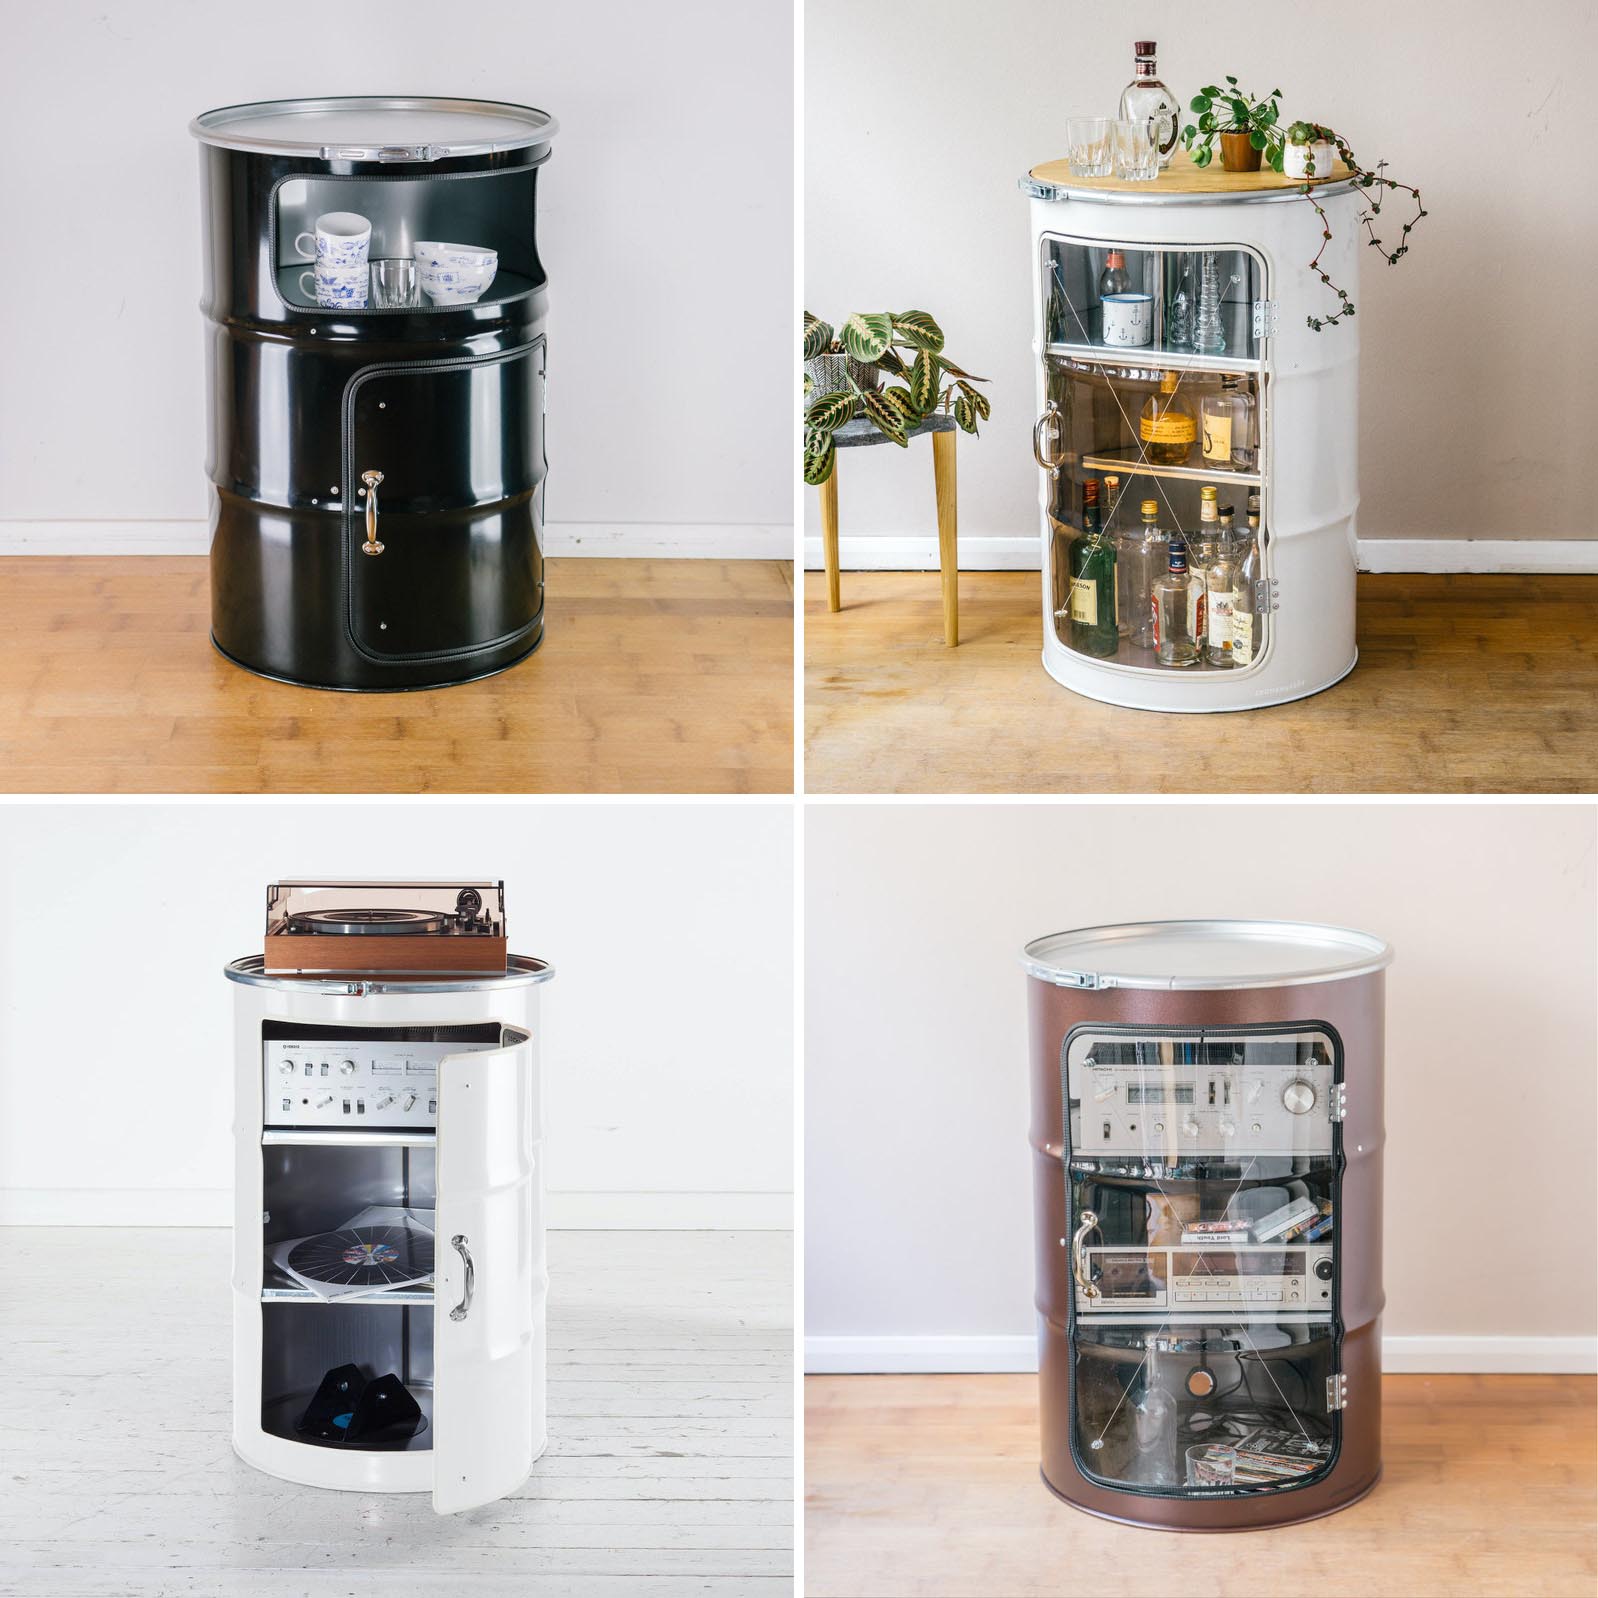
(802, 310, 990, 486)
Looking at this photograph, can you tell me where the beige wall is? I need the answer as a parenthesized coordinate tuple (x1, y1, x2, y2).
(804, 0, 1597, 550)
(805, 804, 1597, 1354)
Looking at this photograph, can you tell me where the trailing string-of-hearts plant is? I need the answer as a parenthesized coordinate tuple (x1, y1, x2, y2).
(801, 310, 990, 486)
(1180, 76, 1427, 332)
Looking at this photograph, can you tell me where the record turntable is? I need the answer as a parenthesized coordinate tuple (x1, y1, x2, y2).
(264, 880, 508, 976)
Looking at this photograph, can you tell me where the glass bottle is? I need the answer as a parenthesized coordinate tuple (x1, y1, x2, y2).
(1204, 506, 1241, 667)
(1102, 474, 1132, 639)
(1152, 535, 1203, 667)
(1194, 251, 1226, 355)
(1200, 376, 1258, 471)
(1231, 492, 1263, 667)
(1166, 253, 1194, 351)
(1128, 498, 1168, 649)
(1139, 370, 1196, 466)
(1099, 250, 1131, 300)
(1118, 41, 1179, 167)
(1192, 483, 1219, 570)
(1067, 478, 1118, 658)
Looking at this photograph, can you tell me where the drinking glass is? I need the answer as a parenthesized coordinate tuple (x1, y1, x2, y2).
(1113, 118, 1160, 181)
(1065, 117, 1114, 177)
(370, 258, 420, 309)
(1185, 1442, 1237, 1485)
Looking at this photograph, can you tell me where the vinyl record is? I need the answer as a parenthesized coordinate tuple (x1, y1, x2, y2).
(286, 1225, 435, 1289)
(284, 907, 450, 937)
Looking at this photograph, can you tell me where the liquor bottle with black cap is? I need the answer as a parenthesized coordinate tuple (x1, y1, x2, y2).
(1118, 41, 1179, 167)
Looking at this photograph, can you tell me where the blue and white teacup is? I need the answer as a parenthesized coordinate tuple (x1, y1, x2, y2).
(299, 263, 369, 309)
(293, 211, 372, 268)
(1101, 292, 1154, 347)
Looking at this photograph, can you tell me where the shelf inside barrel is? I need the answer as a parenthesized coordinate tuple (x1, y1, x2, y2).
(276, 264, 541, 314)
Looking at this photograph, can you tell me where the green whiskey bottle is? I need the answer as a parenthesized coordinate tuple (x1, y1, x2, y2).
(1068, 478, 1119, 659)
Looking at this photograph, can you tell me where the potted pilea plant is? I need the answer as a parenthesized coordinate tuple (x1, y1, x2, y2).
(1181, 79, 1427, 332)
(802, 310, 989, 487)
(1181, 78, 1283, 172)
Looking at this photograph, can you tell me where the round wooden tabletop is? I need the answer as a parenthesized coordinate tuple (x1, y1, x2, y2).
(1028, 147, 1353, 199)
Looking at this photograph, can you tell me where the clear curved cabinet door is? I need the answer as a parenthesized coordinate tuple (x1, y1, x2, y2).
(1037, 234, 1273, 675)
(434, 1025, 542, 1514)
(1062, 1025, 1343, 1498)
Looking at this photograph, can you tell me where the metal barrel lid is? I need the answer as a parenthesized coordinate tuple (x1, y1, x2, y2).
(225, 952, 554, 994)
(190, 97, 557, 162)
(1021, 919, 1392, 991)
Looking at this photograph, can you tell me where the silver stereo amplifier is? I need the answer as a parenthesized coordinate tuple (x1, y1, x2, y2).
(1080, 1245, 1334, 1314)
(262, 1039, 497, 1130)
(1067, 1040, 1336, 1158)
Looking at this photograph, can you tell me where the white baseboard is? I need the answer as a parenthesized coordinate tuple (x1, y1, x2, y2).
(804, 1333, 1598, 1375)
(802, 534, 1598, 575)
(0, 520, 793, 560)
(0, 1188, 792, 1230)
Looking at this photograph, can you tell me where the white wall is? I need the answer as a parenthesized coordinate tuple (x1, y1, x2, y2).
(0, 0, 791, 556)
(804, 0, 1597, 564)
(805, 802, 1598, 1371)
(0, 800, 793, 1228)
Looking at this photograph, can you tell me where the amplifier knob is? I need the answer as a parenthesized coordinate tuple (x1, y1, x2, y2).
(1185, 1367, 1216, 1398)
(1314, 1258, 1334, 1281)
(278, 1061, 295, 1075)
(1282, 1079, 1316, 1115)
(339, 1060, 357, 1076)
(1218, 1119, 1235, 1137)
(1182, 1117, 1200, 1138)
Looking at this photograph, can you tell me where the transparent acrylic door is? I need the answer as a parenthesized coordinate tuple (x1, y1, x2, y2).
(1062, 1027, 1341, 1496)
(1036, 235, 1270, 674)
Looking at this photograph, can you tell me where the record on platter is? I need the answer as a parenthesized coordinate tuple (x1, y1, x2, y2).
(285, 1225, 435, 1290)
(283, 908, 450, 937)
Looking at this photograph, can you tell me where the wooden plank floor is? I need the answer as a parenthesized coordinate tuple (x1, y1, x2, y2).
(805, 1372, 1597, 1598)
(0, 557, 794, 794)
(804, 572, 1598, 793)
(0, 1228, 793, 1596)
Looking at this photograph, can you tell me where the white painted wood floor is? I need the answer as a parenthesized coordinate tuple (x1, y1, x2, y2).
(0, 1228, 793, 1596)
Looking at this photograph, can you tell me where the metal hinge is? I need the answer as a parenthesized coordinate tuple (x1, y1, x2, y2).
(1326, 1373, 1348, 1410)
(1328, 1082, 1347, 1121)
(1251, 299, 1279, 338)
(1254, 577, 1281, 614)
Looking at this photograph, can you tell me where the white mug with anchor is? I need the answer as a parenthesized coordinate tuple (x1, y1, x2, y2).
(1101, 292, 1153, 347)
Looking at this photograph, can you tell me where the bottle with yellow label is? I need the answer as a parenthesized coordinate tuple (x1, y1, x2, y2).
(1139, 370, 1196, 466)
(1200, 376, 1258, 471)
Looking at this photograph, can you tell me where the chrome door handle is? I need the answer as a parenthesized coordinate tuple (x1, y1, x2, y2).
(1033, 401, 1065, 479)
(1072, 1209, 1100, 1300)
(449, 1234, 474, 1321)
(361, 468, 385, 555)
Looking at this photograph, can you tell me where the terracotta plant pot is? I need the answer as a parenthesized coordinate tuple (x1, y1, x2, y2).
(1219, 131, 1263, 172)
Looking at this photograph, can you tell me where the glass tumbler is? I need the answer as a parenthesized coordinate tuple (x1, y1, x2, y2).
(1185, 1442, 1237, 1486)
(1113, 118, 1160, 181)
(370, 257, 421, 308)
(1065, 117, 1114, 177)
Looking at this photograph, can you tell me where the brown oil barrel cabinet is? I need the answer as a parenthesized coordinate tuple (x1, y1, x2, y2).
(1024, 919, 1390, 1529)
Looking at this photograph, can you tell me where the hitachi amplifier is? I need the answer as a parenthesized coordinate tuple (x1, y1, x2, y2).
(1066, 1036, 1337, 1157)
